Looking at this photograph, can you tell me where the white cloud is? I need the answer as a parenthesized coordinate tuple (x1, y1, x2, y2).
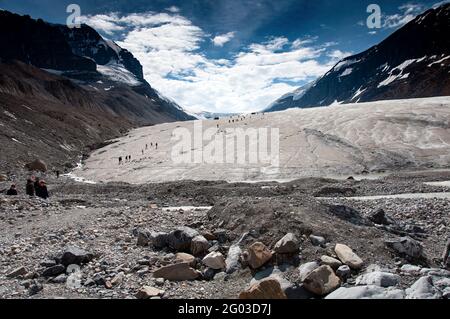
(166, 6, 181, 13)
(383, 3, 425, 28)
(82, 12, 345, 114)
(212, 32, 235, 47)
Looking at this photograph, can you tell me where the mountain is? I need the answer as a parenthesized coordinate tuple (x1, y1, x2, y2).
(0, 10, 195, 171)
(266, 3, 450, 112)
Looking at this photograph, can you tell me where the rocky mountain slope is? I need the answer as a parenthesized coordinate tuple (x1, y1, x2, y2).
(266, 3, 450, 112)
(0, 10, 195, 172)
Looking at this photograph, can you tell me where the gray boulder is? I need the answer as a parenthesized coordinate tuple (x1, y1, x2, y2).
(405, 276, 442, 299)
(59, 246, 93, 266)
(166, 227, 199, 252)
(356, 271, 400, 288)
(385, 237, 425, 261)
(326, 285, 405, 299)
(274, 233, 299, 254)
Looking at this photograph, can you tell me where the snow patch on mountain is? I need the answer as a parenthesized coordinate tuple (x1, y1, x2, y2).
(97, 63, 141, 86)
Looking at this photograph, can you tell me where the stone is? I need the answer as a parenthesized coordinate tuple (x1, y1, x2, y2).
(400, 264, 422, 274)
(42, 265, 66, 277)
(239, 278, 287, 299)
(368, 209, 392, 225)
(406, 276, 442, 299)
(25, 159, 47, 172)
(150, 231, 169, 249)
(7, 266, 28, 279)
(166, 227, 199, 252)
(335, 244, 364, 270)
(225, 244, 242, 274)
(136, 286, 165, 299)
(203, 231, 216, 241)
(320, 256, 343, 270)
(111, 272, 124, 286)
(310, 235, 326, 247)
(40, 260, 57, 268)
(203, 252, 226, 270)
(202, 268, 216, 281)
(0, 174, 7, 182)
(247, 242, 273, 269)
(336, 265, 351, 281)
(303, 265, 341, 296)
(299, 262, 320, 282)
(175, 253, 196, 267)
(136, 229, 151, 246)
(153, 262, 200, 281)
(51, 274, 67, 284)
(60, 246, 94, 266)
(28, 282, 43, 296)
(155, 278, 165, 286)
(190, 235, 209, 256)
(356, 271, 400, 288)
(385, 237, 424, 261)
(326, 286, 405, 299)
(274, 233, 299, 254)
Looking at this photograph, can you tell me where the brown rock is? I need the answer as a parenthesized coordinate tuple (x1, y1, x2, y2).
(153, 262, 200, 281)
(303, 265, 341, 296)
(239, 278, 287, 299)
(175, 253, 196, 267)
(24, 159, 47, 172)
(320, 255, 343, 270)
(0, 174, 7, 182)
(7, 266, 28, 279)
(247, 242, 273, 269)
(335, 244, 364, 270)
(191, 235, 209, 256)
(136, 286, 165, 299)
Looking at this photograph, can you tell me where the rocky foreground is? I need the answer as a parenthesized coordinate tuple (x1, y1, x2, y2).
(0, 170, 449, 299)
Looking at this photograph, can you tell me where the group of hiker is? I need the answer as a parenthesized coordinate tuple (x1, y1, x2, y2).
(1, 176, 49, 199)
(119, 142, 158, 165)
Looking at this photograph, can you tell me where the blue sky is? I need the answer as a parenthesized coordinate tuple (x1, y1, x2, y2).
(1, 0, 447, 113)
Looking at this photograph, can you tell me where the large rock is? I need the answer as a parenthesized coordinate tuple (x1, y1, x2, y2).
(303, 265, 341, 296)
(166, 227, 199, 252)
(274, 233, 299, 254)
(153, 262, 200, 281)
(405, 276, 442, 299)
(299, 262, 320, 282)
(336, 265, 351, 281)
(247, 242, 273, 269)
(0, 174, 7, 182)
(320, 256, 343, 270)
(135, 286, 165, 299)
(369, 209, 392, 225)
(356, 271, 400, 288)
(42, 265, 66, 277)
(225, 244, 242, 274)
(6, 266, 27, 278)
(335, 244, 364, 270)
(191, 235, 209, 256)
(202, 252, 226, 270)
(24, 159, 47, 172)
(59, 246, 93, 266)
(175, 253, 196, 267)
(309, 235, 326, 247)
(385, 237, 424, 261)
(239, 278, 287, 299)
(326, 285, 405, 299)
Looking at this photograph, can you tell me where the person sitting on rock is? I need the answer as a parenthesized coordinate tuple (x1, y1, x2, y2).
(36, 180, 49, 200)
(26, 178, 35, 196)
(6, 184, 18, 196)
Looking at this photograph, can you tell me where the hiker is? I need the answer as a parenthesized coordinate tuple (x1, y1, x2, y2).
(119, 157, 123, 165)
(26, 178, 35, 196)
(146, 144, 148, 150)
(142, 150, 144, 155)
(56, 170, 60, 179)
(6, 184, 18, 196)
(36, 180, 49, 200)
(443, 235, 450, 268)
(155, 143, 158, 150)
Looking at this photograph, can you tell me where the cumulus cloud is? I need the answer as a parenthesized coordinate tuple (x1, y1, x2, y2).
(81, 12, 345, 113)
(383, 3, 426, 28)
(166, 6, 181, 13)
(212, 32, 235, 47)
